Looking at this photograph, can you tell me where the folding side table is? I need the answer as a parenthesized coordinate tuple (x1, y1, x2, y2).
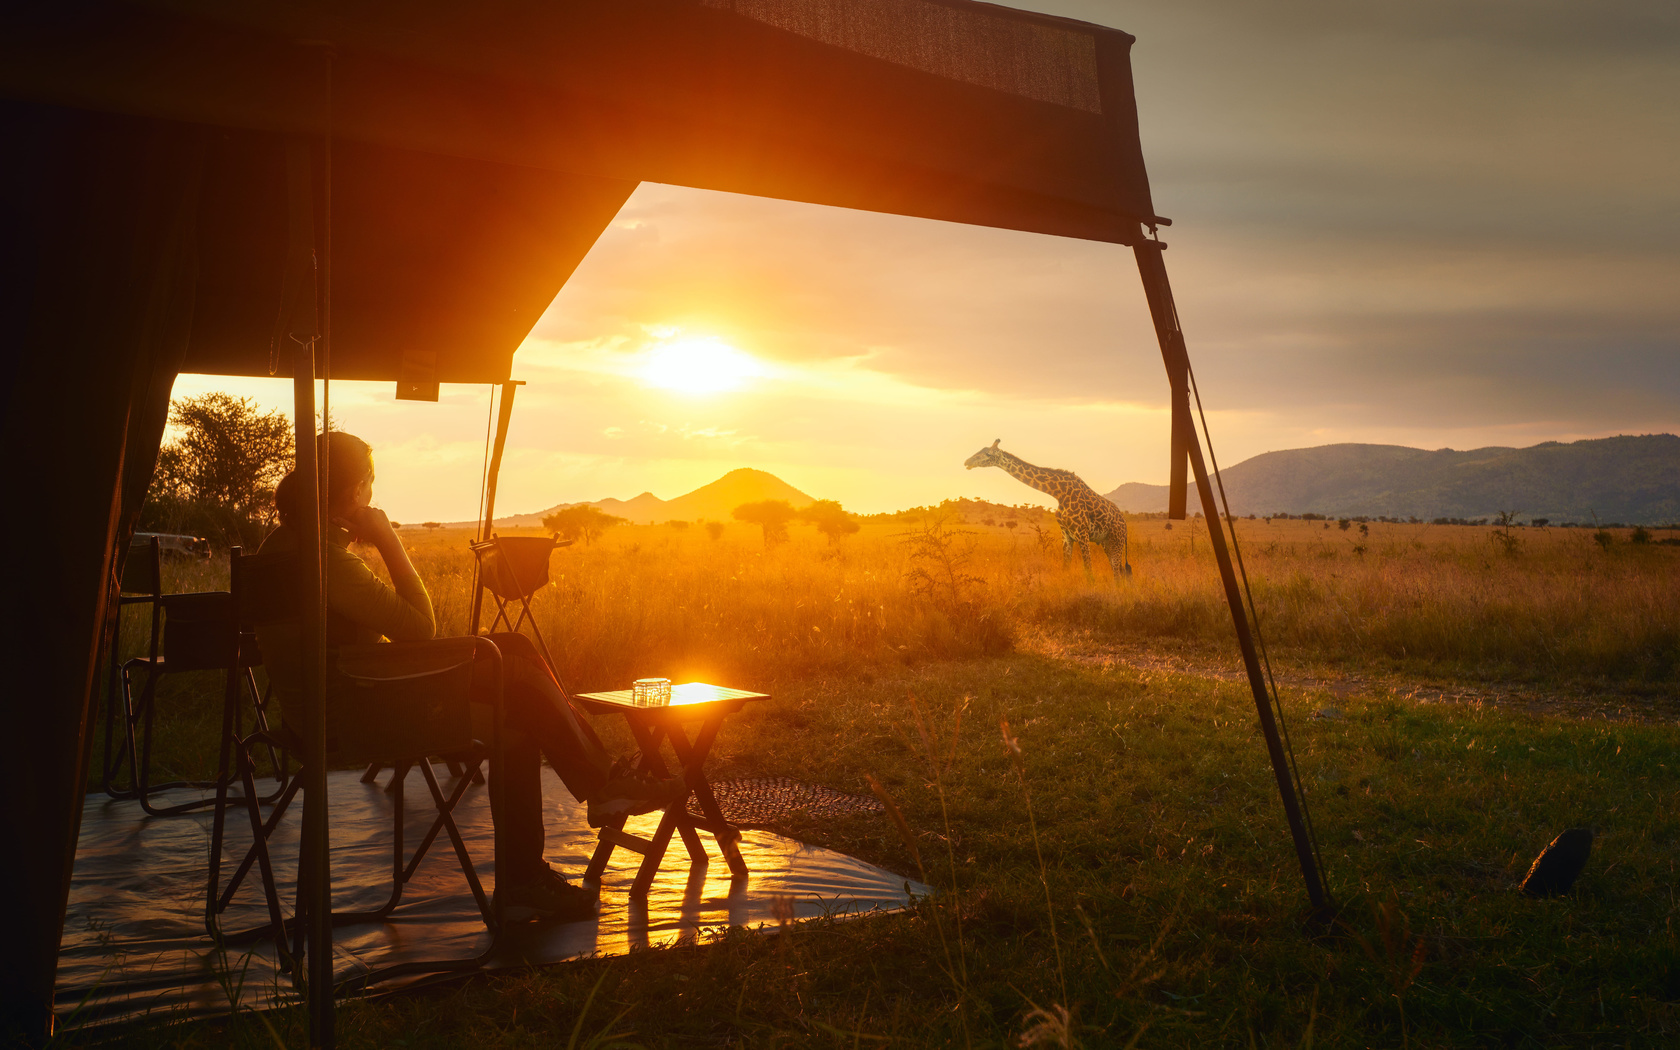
(574, 683, 770, 896)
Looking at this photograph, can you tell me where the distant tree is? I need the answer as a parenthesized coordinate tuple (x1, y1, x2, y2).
(1632, 526, 1652, 545)
(734, 500, 796, 546)
(800, 499, 860, 545)
(704, 521, 725, 541)
(543, 505, 627, 546)
(1337, 518, 1351, 531)
(390, 521, 402, 530)
(666, 519, 691, 531)
(1532, 518, 1550, 528)
(142, 393, 294, 546)
(423, 521, 442, 533)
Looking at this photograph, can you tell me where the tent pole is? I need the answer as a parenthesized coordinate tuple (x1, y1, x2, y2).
(481, 380, 521, 542)
(471, 380, 521, 635)
(291, 340, 334, 1045)
(1133, 240, 1331, 917)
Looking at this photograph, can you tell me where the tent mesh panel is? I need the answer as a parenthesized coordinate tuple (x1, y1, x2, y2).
(703, 0, 1103, 113)
(691, 776, 884, 829)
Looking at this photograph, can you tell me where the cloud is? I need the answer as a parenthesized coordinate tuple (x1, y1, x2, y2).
(168, 0, 1680, 520)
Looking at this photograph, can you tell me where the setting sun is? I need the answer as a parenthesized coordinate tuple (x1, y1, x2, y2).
(640, 335, 761, 395)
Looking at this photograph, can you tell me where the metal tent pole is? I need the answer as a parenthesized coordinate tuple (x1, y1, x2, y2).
(1133, 238, 1331, 917)
(290, 339, 333, 1045)
(470, 380, 521, 636)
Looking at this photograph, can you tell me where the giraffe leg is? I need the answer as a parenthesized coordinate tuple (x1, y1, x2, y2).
(1079, 540, 1093, 579)
(1061, 530, 1075, 570)
(1103, 536, 1129, 582)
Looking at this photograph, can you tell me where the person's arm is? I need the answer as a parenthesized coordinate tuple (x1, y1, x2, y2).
(333, 507, 435, 642)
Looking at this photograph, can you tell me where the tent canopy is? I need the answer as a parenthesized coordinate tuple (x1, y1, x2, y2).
(0, 0, 1176, 1039)
(1, 0, 1158, 382)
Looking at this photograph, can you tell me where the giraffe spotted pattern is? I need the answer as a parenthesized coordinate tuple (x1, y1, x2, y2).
(964, 439, 1132, 581)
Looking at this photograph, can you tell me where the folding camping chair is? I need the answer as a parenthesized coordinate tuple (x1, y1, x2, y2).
(471, 536, 567, 632)
(208, 547, 506, 985)
(101, 535, 163, 798)
(106, 543, 286, 816)
(469, 534, 571, 675)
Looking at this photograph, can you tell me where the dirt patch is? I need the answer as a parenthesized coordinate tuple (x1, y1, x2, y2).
(1022, 632, 1680, 725)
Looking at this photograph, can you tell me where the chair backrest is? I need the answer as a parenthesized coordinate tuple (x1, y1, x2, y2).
(120, 536, 162, 597)
(235, 545, 481, 763)
(159, 592, 240, 672)
(231, 546, 298, 630)
(471, 536, 557, 601)
(331, 639, 478, 763)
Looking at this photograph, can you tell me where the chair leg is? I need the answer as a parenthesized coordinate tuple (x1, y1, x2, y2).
(239, 742, 292, 966)
(419, 760, 496, 929)
(360, 762, 383, 784)
(203, 665, 242, 937)
(217, 768, 301, 920)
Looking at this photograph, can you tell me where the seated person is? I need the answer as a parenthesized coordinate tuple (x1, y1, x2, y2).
(261, 431, 683, 922)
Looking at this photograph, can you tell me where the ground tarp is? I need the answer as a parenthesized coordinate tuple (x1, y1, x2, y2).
(57, 766, 926, 1032)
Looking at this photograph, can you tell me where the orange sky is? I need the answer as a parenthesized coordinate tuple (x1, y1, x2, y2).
(172, 0, 1680, 522)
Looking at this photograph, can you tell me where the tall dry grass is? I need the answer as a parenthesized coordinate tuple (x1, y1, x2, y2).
(385, 516, 1680, 691)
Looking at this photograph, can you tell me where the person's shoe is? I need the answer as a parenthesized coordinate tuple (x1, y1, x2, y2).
(586, 769, 690, 828)
(493, 865, 598, 923)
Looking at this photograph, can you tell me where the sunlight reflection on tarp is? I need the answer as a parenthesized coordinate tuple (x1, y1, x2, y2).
(57, 766, 924, 1032)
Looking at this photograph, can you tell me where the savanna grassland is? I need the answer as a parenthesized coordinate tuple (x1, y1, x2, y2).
(89, 515, 1680, 1048)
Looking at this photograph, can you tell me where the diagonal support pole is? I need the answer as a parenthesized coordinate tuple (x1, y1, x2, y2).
(1133, 239, 1331, 917)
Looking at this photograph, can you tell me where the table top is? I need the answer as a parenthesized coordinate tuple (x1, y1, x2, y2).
(575, 682, 770, 713)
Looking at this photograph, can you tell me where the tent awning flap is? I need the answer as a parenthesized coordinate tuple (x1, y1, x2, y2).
(2, 0, 1158, 239)
(703, 0, 1105, 114)
(184, 131, 637, 382)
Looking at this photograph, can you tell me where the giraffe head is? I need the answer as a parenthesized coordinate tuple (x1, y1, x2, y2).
(964, 439, 1004, 470)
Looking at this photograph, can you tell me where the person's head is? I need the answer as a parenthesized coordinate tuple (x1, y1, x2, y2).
(273, 432, 375, 529)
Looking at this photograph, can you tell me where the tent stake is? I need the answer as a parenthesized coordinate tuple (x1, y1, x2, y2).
(1133, 241, 1331, 919)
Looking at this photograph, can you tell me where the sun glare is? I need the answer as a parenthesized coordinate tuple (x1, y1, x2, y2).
(640, 336, 761, 396)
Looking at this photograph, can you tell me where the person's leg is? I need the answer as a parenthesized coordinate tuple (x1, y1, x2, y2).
(471, 650, 547, 885)
(487, 632, 614, 802)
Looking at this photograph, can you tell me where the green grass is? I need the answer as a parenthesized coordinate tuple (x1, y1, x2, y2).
(78, 653, 1680, 1048)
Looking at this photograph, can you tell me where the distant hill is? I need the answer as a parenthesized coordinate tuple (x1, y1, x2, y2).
(498, 468, 816, 527)
(1104, 435, 1680, 524)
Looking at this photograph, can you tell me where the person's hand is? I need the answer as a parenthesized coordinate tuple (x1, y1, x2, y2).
(342, 505, 399, 548)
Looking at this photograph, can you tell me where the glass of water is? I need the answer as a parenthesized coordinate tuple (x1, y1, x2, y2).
(632, 678, 672, 707)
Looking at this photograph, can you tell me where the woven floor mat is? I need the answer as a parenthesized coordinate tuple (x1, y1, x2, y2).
(694, 776, 883, 828)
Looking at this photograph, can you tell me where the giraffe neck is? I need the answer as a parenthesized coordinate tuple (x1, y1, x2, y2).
(993, 451, 1074, 501)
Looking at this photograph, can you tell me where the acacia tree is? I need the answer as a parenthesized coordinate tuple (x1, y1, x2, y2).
(542, 505, 628, 546)
(800, 499, 860, 545)
(733, 499, 795, 547)
(143, 393, 294, 546)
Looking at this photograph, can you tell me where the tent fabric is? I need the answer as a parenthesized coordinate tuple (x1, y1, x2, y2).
(702, 0, 1105, 112)
(0, 0, 1157, 251)
(57, 766, 927, 1032)
(0, 101, 208, 1038)
(185, 133, 638, 381)
(1, 0, 1166, 1036)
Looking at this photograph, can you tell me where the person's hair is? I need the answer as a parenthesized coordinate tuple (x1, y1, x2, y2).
(273, 432, 375, 529)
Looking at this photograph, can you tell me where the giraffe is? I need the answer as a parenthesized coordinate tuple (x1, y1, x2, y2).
(964, 439, 1132, 580)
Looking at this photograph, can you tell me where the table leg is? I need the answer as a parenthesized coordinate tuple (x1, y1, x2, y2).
(627, 719, 672, 777)
(630, 807, 680, 897)
(584, 814, 626, 883)
(668, 716, 748, 879)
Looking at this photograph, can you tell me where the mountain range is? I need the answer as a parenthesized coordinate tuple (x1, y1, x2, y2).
(496, 467, 815, 526)
(1104, 435, 1680, 523)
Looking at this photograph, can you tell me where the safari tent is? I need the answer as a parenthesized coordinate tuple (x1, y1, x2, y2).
(0, 0, 1323, 1041)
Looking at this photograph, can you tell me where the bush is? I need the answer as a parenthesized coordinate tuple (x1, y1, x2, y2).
(141, 393, 292, 547)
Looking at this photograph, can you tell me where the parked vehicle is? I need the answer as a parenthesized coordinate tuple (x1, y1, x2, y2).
(132, 532, 212, 560)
